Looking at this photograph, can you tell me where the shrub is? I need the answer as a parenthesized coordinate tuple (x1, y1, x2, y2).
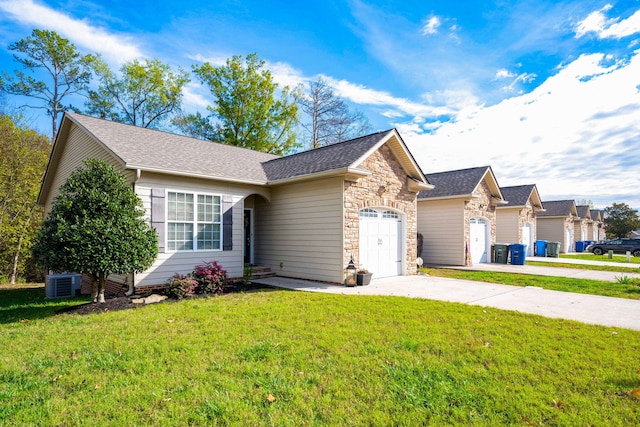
(193, 261, 228, 294)
(167, 274, 198, 299)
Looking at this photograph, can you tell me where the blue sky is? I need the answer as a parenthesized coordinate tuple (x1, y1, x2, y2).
(1, 0, 639, 209)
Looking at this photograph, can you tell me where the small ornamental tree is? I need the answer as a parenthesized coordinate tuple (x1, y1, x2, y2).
(32, 159, 158, 303)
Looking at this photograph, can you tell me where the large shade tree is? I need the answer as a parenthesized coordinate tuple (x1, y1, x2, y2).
(32, 159, 158, 303)
(177, 53, 299, 155)
(86, 59, 189, 129)
(0, 114, 50, 283)
(604, 202, 640, 239)
(298, 78, 372, 148)
(0, 29, 100, 140)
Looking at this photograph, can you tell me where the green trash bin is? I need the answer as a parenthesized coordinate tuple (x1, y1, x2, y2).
(547, 242, 560, 258)
(493, 243, 509, 264)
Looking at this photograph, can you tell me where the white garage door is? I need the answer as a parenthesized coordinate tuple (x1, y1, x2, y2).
(359, 208, 403, 277)
(470, 218, 488, 264)
(522, 223, 533, 256)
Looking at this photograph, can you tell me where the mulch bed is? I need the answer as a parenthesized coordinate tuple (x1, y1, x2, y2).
(58, 281, 270, 315)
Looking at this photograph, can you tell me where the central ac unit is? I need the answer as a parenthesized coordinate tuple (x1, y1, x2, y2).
(45, 273, 82, 298)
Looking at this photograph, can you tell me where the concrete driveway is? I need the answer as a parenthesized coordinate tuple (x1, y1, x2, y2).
(252, 260, 640, 331)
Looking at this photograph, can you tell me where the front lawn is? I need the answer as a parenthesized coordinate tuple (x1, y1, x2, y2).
(560, 253, 639, 263)
(1, 283, 640, 426)
(527, 260, 640, 273)
(424, 268, 640, 299)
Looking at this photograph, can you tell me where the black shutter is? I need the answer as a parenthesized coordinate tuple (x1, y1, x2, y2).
(222, 195, 233, 251)
(151, 188, 166, 253)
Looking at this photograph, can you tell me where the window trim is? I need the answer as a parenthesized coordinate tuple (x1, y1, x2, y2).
(166, 190, 223, 252)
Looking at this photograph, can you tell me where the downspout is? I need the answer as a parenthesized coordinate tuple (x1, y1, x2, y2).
(125, 168, 142, 297)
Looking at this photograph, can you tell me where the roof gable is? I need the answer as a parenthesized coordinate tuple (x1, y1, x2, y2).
(538, 200, 578, 217)
(498, 184, 543, 210)
(576, 205, 592, 219)
(262, 129, 430, 186)
(590, 209, 603, 221)
(418, 166, 504, 201)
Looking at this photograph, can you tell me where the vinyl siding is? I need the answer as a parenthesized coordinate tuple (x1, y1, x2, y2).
(43, 123, 132, 213)
(255, 177, 343, 283)
(496, 209, 519, 244)
(133, 172, 268, 287)
(537, 218, 568, 251)
(417, 199, 465, 265)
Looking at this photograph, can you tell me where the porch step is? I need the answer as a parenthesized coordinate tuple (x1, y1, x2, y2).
(247, 266, 276, 280)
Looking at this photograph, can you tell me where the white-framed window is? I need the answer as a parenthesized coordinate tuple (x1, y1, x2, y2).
(359, 208, 378, 218)
(382, 210, 399, 219)
(167, 191, 221, 251)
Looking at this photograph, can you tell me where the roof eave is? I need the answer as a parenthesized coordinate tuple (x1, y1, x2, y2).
(129, 164, 269, 186)
(267, 167, 371, 186)
(418, 193, 475, 202)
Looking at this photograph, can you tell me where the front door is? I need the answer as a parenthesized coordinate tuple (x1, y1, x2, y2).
(244, 209, 253, 264)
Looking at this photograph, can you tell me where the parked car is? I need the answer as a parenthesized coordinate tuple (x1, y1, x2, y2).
(586, 239, 640, 257)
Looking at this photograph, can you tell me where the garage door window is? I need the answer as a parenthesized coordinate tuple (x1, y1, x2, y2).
(359, 208, 377, 218)
(382, 210, 399, 219)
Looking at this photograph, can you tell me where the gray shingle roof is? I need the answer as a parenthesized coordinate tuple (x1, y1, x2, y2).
(262, 130, 396, 181)
(576, 205, 591, 219)
(67, 113, 279, 183)
(499, 185, 535, 206)
(66, 114, 403, 184)
(417, 166, 490, 199)
(538, 200, 575, 217)
(590, 209, 603, 221)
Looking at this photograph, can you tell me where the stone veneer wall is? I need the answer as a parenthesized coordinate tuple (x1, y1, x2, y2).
(519, 200, 537, 241)
(343, 144, 418, 275)
(463, 180, 497, 264)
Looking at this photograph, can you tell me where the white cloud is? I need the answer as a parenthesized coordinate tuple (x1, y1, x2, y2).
(421, 15, 441, 35)
(181, 82, 210, 111)
(0, 0, 142, 65)
(575, 4, 640, 39)
(322, 75, 456, 119)
(405, 50, 640, 208)
(495, 69, 515, 79)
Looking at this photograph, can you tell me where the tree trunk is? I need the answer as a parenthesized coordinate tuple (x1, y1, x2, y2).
(9, 234, 22, 284)
(97, 272, 106, 303)
(90, 273, 99, 303)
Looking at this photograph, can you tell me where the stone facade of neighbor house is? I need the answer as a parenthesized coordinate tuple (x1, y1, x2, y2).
(496, 184, 544, 256)
(344, 144, 418, 275)
(417, 166, 506, 266)
(574, 205, 592, 245)
(588, 209, 605, 241)
(537, 200, 578, 253)
(463, 180, 497, 252)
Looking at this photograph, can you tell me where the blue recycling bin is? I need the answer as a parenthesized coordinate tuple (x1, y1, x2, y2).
(509, 243, 527, 265)
(534, 240, 548, 257)
(575, 241, 585, 252)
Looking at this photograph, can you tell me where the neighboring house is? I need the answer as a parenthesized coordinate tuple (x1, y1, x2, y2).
(38, 113, 433, 293)
(496, 184, 545, 256)
(536, 200, 578, 253)
(590, 209, 606, 241)
(416, 166, 506, 266)
(574, 205, 592, 246)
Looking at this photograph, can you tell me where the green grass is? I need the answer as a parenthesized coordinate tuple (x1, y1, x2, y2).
(1, 283, 640, 426)
(525, 260, 640, 273)
(425, 268, 640, 299)
(560, 253, 639, 263)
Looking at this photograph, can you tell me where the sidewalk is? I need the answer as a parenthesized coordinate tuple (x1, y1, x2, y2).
(252, 273, 640, 331)
(442, 256, 640, 282)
